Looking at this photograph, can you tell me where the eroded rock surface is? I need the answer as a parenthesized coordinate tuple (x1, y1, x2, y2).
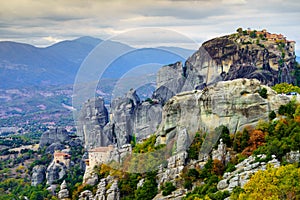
(156, 79, 291, 152)
(39, 128, 71, 149)
(31, 165, 46, 186)
(217, 154, 280, 192)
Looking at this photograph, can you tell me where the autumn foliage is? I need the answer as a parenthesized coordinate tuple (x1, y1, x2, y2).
(236, 164, 300, 200)
(241, 130, 266, 156)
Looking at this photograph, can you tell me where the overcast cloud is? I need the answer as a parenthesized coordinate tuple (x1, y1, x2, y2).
(0, 0, 299, 52)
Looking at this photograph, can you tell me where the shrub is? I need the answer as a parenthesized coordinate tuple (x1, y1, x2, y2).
(269, 110, 276, 120)
(161, 182, 176, 196)
(225, 162, 236, 173)
(258, 87, 268, 99)
(187, 132, 203, 160)
(236, 165, 300, 199)
(135, 172, 158, 200)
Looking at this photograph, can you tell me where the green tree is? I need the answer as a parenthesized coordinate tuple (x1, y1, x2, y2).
(269, 110, 276, 120)
(161, 182, 176, 196)
(236, 27, 243, 35)
(258, 87, 268, 99)
(187, 132, 203, 160)
(135, 172, 158, 200)
(250, 31, 257, 38)
(215, 125, 231, 147)
(29, 191, 44, 200)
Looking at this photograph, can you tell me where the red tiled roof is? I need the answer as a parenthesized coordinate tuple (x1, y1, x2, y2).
(89, 147, 112, 152)
(54, 152, 70, 157)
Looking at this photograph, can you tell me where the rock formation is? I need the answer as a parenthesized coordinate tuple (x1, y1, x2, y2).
(77, 89, 162, 150)
(133, 101, 162, 141)
(153, 189, 187, 200)
(157, 151, 188, 186)
(153, 61, 190, 105)
(79, 176, 119, 200)
(217, 154, 280, 192)
(185, 33, 296, 87)
(156, 79, 291, 152)
(77, 97, 112, 150)
(285, 150, 300, 163)
(31, 165, 46, 186)
(39, 128, 71, 149)
(58, 180, 70, 200)
(106, 180, 120, 200)
(79, 190, 94, 200)
(153, 32, 297, 106)
(46, 160, 68, 185)
(212, 139, 229, 164)
(45, 142, 66, 154)
(94, 178, 107, 200)
(110, 89, 140, 147)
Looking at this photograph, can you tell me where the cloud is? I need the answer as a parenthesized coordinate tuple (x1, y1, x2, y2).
(0, 0, 299, 52)
(42, 36, 63, 43)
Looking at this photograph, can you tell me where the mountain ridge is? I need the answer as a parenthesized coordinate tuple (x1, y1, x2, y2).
(0, 36, 195, 88)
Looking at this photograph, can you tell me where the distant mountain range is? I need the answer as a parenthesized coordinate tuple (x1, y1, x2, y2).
(0, 36, 195, 89)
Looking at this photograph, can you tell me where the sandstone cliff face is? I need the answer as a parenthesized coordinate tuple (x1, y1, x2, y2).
(110, 89, 140, 147)
(153, 62, 189, 105)
(46, 161, 67, 185)
(154, 34, 296, 106)
(39, 128, 71, 149)
(185, 34, 296, 87)
(77, 97, 112, 149)
(156, 79, 291, 152)
(78, 90, 162, 149)
(77, 32, 297, 151)
(133, 101, 162, 141)
(31, 165, 46, 186)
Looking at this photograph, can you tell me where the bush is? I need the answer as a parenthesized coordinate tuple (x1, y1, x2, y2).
(258, 88, 268, 99)
(135, 172, 158, 200)
(183, 180, 193, 190)
(269, 110, 276, 120)
(236, 165, 300, 199)
(225, 162, 236, 173)
(250, 31, 257, 38)
(278, 99, 297, 117)
(187, 132, 203, 160)
(208, 190, 230, 200)
(216, 125, 231, 147)
(161, 182, 176, 196)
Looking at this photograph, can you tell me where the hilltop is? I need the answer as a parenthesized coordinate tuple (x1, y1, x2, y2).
(184, 28, 298, 89)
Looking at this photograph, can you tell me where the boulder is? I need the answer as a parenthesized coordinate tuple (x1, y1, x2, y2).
(45, 142, 65, 154)
(79, 190, 94, 200)
(106, 180, 120, 200)
(58, 180, 69, 199)
(39, 128, 71, 149)
(94, 178, 107, 200)
(217, 154, 280, 192)
(31, 165, 46, 186)
(46, 161, 67, 185)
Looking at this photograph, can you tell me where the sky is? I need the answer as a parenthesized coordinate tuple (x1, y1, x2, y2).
(0, 0, 299, 53)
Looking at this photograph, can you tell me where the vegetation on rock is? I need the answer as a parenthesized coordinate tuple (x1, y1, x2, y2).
(232, 164, 300, 199)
